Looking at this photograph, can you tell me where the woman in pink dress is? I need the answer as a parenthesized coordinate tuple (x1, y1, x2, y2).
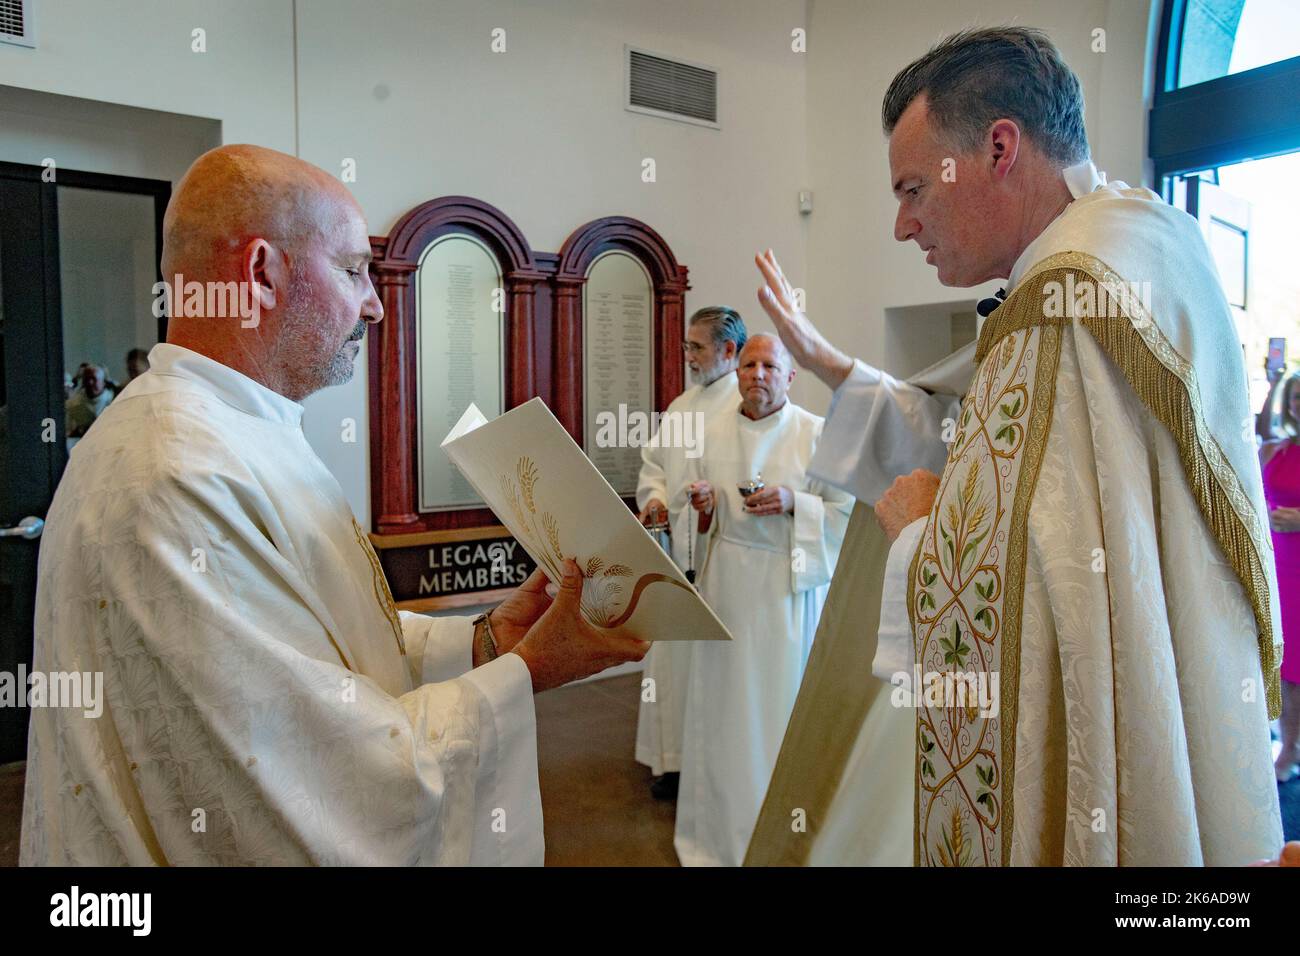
(1261, 373, 1300, 782)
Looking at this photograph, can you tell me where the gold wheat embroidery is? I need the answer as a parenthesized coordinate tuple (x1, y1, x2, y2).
(500, 455, 690, 626)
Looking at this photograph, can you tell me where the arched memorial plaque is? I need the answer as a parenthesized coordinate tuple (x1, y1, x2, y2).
(368, 196, 549, 536)
(553, 215, 690, 503)
(583, 250, 655, 495)
(415, 233, 504, 511)
(368, 202, 688, 610)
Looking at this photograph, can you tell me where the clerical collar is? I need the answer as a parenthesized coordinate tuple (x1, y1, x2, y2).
(1005, 159, 1108, 294)
(145, 343, 306, 427)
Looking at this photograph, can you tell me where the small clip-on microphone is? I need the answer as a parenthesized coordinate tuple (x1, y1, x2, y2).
(976, 288, 1007, 318)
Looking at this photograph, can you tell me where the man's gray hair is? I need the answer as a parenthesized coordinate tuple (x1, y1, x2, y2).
(689, 306, 748, 352)
(881, 26, 1089, 168)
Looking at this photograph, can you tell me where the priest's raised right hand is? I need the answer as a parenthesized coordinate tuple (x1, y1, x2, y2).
(754, 248, 854, 390)
(510, 558, 649, 692)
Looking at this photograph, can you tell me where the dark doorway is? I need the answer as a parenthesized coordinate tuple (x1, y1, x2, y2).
(0, 161, 168, 763)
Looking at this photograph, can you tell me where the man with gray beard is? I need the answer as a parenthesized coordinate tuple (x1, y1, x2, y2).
(634, 306, 746, 799)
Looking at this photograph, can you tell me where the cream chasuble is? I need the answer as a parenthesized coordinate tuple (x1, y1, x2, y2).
(907, 178, 1283, 865)
(21, 344, 543, 866)
(674, 402, 852, 866)
(634, 371, 739, 776)
(745, 355, 964, 866)
(748, 503, 918, 866)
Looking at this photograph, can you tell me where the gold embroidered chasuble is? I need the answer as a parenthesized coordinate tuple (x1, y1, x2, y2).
(910, 252, 1283, 866)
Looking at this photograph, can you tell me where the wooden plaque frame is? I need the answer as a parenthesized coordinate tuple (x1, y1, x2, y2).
(368, 201, 689, 552)
(369, 196, 552, 534)
(553, 216, 689, 445)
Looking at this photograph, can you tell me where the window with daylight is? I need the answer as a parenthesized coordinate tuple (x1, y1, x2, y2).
(1151, 0, 1300, 412)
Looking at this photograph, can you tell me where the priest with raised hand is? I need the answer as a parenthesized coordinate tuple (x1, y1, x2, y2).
(21, 144, 648, 867)
(634, 306, 747, 800)
(673, 333, 853, 866)
(757, 26, 1291, 866)
(745, 264, 968, 867)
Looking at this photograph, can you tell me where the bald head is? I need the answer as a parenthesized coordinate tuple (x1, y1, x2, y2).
(162, 144, 381, 401)
(162, 145, 354, 281)
(740, 333, 790, 369)
(737, 333, 795, 419)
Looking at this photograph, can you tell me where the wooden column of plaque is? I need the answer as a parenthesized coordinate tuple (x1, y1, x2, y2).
(369, 249, 420, 530)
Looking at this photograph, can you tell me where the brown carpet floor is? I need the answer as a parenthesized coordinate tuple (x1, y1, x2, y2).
(0, 671, 677, 867)
(537, 672, 678, 866)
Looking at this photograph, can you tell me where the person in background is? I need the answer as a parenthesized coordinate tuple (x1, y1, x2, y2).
(1260, 370, 1300, 782)
(125, 347, 151, 384)
(673, 333, 853, 866)
(1257, 356, 1287, 442)
(64, 363, 113, 438)
(634, 305, 747, 801)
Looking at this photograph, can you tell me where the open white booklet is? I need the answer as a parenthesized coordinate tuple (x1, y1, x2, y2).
(441, 398, 731, 643)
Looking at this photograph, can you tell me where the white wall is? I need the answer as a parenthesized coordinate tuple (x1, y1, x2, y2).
(802, 0, 1155, 397)
(0, 0, 810, 525)
(0, 0, 296, 148)
(0, 84, 221, 184)
(0, 0, 1154, 520)
(292, 0, 811, 523)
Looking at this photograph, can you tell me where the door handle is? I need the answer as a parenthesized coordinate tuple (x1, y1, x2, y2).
(0, 516, 43, 540)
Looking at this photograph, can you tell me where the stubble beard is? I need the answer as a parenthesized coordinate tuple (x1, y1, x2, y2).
(278, 266, 365, 400)
(322, 320, 366, 389)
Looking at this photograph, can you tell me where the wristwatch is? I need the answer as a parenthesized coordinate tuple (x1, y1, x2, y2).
(473, 609, 500, 662)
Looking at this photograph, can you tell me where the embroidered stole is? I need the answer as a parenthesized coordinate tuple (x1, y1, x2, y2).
(908, 253, 1279, 866)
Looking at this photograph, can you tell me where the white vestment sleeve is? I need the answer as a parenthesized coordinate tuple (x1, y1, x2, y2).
(636, 437, 670, 512)
(809, 359, 959, 503)
(458, 653, 544, 866)
(399, 610, 473, 684)
(395, 611, 542, 865)
(871, 516, 926, 685)
(790, 484, 854, 593)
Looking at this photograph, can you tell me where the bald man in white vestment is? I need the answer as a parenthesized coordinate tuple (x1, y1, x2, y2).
(673, 334, 853, 866)
(20, 145, 646, 866)
(634, 307, 747, 797)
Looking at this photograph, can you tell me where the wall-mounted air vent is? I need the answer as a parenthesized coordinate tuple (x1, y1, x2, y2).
(626, 46, 719, 129)
(0, 0, 34, 48)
